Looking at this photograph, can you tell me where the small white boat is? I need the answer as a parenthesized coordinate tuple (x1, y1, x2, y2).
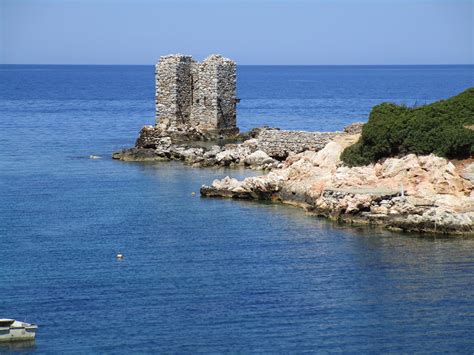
(0, 319, 38, 342)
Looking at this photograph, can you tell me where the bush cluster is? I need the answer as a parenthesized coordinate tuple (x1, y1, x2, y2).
(341, 88, 474, 166)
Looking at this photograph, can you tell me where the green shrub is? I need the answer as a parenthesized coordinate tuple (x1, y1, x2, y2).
(341, 88, 474, 166)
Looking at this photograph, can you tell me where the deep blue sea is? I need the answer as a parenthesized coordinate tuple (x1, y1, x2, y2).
(1, 65, 474, 353)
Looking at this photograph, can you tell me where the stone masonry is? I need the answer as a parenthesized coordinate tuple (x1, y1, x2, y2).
(255, 123, 364, 159)
(156, 54, 238, 135)
(257, 129, 340, 159)
(155, 55, 194, 128)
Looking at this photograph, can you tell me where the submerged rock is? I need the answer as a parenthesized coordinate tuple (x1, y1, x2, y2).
(112, 148, 164, 161)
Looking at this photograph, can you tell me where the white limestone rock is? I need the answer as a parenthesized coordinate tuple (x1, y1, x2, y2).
(244, 150, 276, 168)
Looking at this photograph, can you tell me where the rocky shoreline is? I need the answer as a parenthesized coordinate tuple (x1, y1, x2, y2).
(113, 125, 282, 170)
(114, 53, 473, 235)
(200, 135, 474, 235)
(113, 123, 473, 236)
(113, 123, 362, 169)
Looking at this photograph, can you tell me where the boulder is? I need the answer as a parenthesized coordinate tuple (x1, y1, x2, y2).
(343, 122, 365, 135)
(244, 150, 277, 168)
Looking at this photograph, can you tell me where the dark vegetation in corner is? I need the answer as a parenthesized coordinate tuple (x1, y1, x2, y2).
(341, 88, 474, 166)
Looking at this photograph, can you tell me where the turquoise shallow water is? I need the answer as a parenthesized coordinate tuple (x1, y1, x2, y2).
(1, 65, 474, 353)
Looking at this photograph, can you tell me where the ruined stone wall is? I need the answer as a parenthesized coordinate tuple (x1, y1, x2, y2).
(257, 129, 341, 159)
(155, 55, 194, 128)
(214, 56, 237, 130)
(156, 54, 238, 134)
(190, 58, 217, 129)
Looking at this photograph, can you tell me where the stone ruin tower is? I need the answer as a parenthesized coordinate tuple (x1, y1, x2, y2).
(155, 54, 239, 136)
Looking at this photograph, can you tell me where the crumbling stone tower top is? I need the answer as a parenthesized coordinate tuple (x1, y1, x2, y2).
(155, 54, 239, 136)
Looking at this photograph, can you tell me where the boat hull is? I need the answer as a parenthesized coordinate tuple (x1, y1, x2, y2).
(0, 327, 37, 343)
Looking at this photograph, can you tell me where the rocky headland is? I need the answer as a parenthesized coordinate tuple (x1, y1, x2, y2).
(113, 54, 473, 236)
(200, 134, 474, 235)
(113, 122, 473, 235)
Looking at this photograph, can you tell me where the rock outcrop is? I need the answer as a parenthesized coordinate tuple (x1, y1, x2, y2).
(113, 124, 349, 170)
(114, 53, 473, 235)
(201, 134, 474, 235)
(114, 117, 473, 235)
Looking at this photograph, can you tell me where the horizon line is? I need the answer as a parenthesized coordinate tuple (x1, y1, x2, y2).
(1, 63, 473, 66)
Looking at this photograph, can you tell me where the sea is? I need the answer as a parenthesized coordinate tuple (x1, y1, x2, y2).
(1, 65, 473, 353)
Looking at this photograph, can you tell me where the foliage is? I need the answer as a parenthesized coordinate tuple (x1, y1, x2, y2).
(341, 88, 474, 166)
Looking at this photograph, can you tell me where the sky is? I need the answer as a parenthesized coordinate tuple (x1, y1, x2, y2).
(1, 0, 473, 65)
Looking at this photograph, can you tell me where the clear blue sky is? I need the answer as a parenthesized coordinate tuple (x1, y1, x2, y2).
(1, 0, 473, 65)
